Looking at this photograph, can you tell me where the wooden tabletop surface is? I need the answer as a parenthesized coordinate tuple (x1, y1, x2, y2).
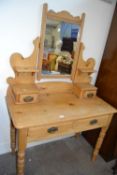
(6, 82, 117, 129)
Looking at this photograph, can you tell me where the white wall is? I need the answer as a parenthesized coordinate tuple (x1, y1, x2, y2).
(0, 0, 116, 154)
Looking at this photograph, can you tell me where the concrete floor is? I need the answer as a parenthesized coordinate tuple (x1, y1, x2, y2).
(0, 136, 115, 175)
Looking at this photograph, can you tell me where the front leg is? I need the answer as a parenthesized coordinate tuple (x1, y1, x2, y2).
(92, 127, 107, 161)
(10, 121, 16, 153)
(17, 129, 28, 175)
(92, 114, 113, 161)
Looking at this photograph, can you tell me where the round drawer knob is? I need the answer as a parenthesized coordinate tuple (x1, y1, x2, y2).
(23, 96, 34, 102)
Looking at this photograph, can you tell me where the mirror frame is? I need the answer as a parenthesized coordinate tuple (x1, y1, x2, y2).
(37, 3, 85, 81)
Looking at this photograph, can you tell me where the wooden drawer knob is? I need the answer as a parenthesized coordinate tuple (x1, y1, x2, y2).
(23, 96, 34, 102)
(90, 119, 98, 125)
(47, 127, 58, 133)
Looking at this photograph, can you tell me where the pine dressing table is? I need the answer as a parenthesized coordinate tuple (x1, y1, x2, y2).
(6, 4, 117, 175)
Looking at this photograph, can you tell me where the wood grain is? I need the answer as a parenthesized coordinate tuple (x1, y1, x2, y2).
(7, 82, 116, 129)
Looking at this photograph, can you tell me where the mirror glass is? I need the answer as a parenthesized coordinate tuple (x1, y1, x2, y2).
(42, 18, 80, 76)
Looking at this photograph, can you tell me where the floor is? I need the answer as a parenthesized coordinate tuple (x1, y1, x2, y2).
(0, 135, 115, 175)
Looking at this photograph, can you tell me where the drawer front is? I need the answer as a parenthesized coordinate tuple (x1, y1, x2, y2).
(20, 94, 38, 104)
(83, 90, 96, 98)
(73, 115, 109, 132)
(27, 122, 73, 142)
(11, 88, 39, 104)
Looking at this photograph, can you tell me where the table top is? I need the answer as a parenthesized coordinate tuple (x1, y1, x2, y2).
(6, 82, 117, 129)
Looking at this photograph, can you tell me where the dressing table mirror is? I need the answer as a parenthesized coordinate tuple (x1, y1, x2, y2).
(6, 3, 117, 175)
(38, 3, 85, 80)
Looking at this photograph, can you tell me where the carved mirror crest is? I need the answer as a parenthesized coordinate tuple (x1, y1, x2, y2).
(38, 3, 85, 80)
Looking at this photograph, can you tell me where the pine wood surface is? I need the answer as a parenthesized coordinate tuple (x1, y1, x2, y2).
(7, 82, 116, 129)
(74, 83, 97, 90)
(12, 84, 40, 95)
(27, 121, 74, 142)
(73, 83, 97, 98)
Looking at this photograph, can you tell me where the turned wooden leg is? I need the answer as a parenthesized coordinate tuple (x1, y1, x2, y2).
(92, 127, 107, 161)
(10, 121, 16, 153)
(17, 129, 28, 175)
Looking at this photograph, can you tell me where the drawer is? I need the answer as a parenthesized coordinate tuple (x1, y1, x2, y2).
(73, 115, 109, 132)
(27, 122, 73, 142)
(83, 90, 96, 98)
(11, 84, 40, 104)
(18, 94, 39, 104)
(12, 92, 39, 104)
(73, 83, 97, 99)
